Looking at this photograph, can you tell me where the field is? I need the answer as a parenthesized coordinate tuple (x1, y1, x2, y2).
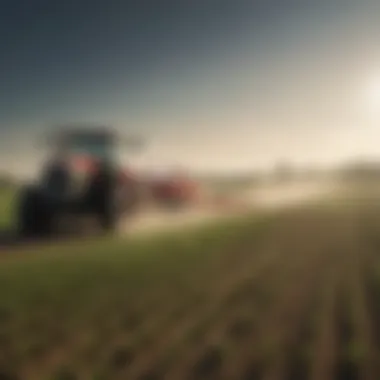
(1, 184, 380, 379)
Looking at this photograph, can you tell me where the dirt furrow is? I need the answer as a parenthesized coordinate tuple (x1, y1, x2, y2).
(214, 246, 319, 379)
(21, 228, 269, 379)
(161, 242, 292, 380)
(349, 252, 377, 380)
(258, 253, 326, 380)
(309, 273, 340, 380)
(334, 276, 358, 380)
(119, 247, 282, 379)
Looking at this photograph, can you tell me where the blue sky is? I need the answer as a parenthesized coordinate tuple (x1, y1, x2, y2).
(1, 0, 380, 174)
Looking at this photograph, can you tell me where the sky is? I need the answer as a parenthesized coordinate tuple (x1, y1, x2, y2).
(1, 0, 380, 175)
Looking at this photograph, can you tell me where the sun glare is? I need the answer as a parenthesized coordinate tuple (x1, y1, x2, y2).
(366, 74, 380, 112)
(357, 73, 380, 124)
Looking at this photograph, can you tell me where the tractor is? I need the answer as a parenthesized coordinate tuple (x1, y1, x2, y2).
(16, 126, 143, 238)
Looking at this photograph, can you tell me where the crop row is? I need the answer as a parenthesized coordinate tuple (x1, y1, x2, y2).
(3, 202, 380, 379)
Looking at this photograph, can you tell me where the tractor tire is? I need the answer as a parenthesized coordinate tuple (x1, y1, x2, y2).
(82, 161, 121, 234)
(17, 188, 37, 237)
(17, 187, 53, 238)
(98, 205, 120, 233)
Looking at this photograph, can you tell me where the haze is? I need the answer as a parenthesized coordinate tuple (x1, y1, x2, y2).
(1, 0, 380, 176)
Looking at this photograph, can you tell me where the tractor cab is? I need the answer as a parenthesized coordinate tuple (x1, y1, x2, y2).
(42, 126, 143, 195)
(48, 127, 117, 168)
(41, 128, 119, 199)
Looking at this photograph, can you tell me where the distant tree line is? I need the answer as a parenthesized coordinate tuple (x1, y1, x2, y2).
(338, 161, 380, 180)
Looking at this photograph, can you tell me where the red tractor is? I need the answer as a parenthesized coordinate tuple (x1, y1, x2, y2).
(16, 126, 143, 237)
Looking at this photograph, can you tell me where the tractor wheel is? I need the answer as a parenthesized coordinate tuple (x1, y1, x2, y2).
(100, 184, 123, 233)
(17, 188, 36, 237)
(98, 206, 120, 233)
(17, 187, 53, 238)
(82, 161, 122, 234)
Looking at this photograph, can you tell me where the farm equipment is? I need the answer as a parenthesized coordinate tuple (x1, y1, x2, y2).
(16, 126, 143, 237)
(148, 173, 199, 209)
